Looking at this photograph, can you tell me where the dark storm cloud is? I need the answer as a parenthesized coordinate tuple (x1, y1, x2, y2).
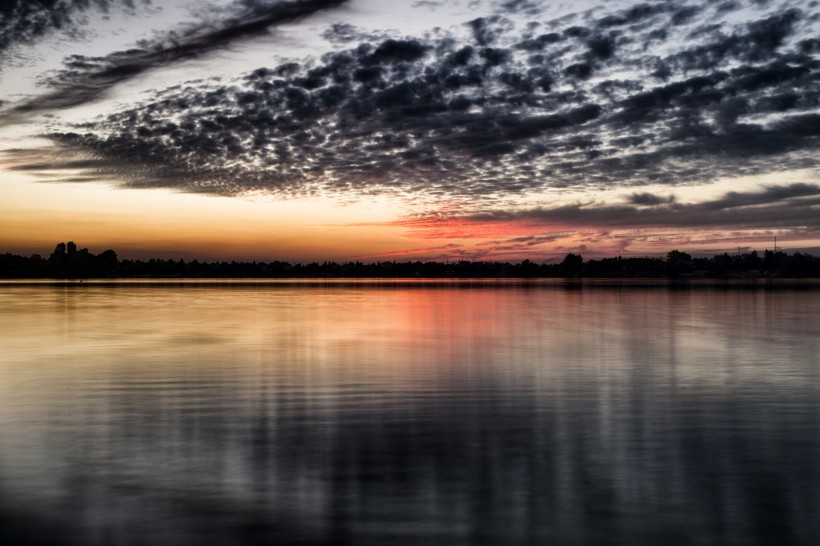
(3, 0, 350, 118)
(9, 0, 820, 202)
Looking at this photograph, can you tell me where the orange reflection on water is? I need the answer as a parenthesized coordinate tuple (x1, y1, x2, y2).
(2, 284, 820, 545)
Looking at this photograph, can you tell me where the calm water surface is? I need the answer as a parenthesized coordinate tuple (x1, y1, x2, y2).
(1, 282, 819, 545)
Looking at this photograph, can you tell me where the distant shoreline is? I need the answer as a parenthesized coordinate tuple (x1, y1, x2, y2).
(3, 243, 820, 280)
(4, 278, 820, 290)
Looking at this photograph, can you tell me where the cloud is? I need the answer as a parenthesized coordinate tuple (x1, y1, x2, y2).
(0, 1, 149, 59)
(321, 22, 363, 44)
(6, 0, 820, 205)
(595, 3, 671, 28)
(353, 243, 464, 260)
(665, 9, 802, 71)
(3, 0, 351, 120)
(464, 184, 820, 230)
(628, 192, 676, 206)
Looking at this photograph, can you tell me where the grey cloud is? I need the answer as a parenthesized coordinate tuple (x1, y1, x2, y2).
(514, 32, 563, 51)
(412, 0, 445, 9)
(467, 184, 820, 230)
(702, 182, 820, 209)
(628, 193, 676, 206)
(495, 0, 543, 16)
(363, 39, 430, 65)
(667, 9, 802, 71)
(596, 3, 670, 28)
(321, 22, 363, 44)
(716, 1, 741, 13)
(3, 0, 350, 119)
(477, 234, 565, 251)
(0, 0, 148, 58)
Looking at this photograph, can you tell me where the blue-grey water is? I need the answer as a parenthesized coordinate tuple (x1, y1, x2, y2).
(1, 281, 819, 545)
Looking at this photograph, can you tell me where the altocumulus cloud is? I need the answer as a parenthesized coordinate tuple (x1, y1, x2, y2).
(5, 0, 820, 201)
(0, 0, 149, 58)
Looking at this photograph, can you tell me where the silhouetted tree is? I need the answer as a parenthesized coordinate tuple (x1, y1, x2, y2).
(666, 250, 691, 263)
(558, 253, 584, 276)
(50, 242, 66, 261)
(665, 249, 692, 276)
(3, 242, 820, 279)
(98, 249, 118, 275)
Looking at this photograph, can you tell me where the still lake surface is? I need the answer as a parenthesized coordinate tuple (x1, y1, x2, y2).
(1, 280, 819, 545)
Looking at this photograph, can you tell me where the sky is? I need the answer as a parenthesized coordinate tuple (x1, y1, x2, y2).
(0, 0, 818, 262)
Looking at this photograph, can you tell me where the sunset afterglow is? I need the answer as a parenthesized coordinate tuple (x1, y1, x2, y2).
(1, 0, 818, 261)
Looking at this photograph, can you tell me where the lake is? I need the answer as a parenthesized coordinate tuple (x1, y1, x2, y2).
(1, 281, 819, 545)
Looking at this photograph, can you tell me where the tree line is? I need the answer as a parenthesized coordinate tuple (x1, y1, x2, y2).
(2, 242, 820, 279)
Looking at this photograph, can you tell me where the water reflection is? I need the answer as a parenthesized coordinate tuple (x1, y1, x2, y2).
(1, 285, 819, 545)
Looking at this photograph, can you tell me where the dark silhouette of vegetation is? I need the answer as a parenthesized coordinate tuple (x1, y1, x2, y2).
(2, 242, 820, 279)
(1, 242, 118, 279)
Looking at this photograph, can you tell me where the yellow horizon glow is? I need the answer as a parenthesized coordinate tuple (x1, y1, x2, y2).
(0, 171, 416, 261)
(3, 165, 820, 264)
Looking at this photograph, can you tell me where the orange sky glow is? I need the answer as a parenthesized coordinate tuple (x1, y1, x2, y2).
(1, 0, 818, 263)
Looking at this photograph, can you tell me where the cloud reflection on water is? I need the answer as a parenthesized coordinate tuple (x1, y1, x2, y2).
(0, 285, 819, 544)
